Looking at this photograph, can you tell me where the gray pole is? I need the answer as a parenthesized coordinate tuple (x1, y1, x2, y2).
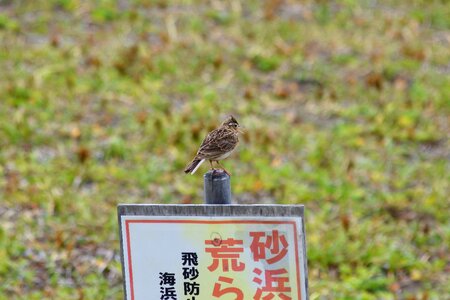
(204, 170, 232, 204)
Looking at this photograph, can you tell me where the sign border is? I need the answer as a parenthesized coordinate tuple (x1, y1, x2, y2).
(117, 204, 309, 300)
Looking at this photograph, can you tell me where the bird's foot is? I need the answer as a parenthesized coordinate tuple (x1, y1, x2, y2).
(210, 168, 231, 176)
(221, 168, 231, 176)
(215, 161, 231, 176)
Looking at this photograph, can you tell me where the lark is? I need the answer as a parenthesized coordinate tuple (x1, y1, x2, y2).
(184, 116, 241, 176)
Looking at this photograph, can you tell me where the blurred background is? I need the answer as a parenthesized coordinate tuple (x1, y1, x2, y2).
(0, 0, 449, 299)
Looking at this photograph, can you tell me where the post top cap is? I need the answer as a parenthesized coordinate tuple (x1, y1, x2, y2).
(203, 170, 230, 179)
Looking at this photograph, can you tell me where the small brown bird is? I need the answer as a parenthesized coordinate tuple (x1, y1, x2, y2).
(184, 115, 241, 175)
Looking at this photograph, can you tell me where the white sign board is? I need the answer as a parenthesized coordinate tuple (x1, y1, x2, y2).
(118, 205, 308, 300)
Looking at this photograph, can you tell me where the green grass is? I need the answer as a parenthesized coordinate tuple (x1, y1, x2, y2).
(0, 0, 449, 299)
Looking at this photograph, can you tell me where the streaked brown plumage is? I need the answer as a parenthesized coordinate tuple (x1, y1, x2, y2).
(184, 116, 241, 175)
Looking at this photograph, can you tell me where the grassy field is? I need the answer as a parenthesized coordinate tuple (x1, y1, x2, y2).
(0, 0, 449, 299)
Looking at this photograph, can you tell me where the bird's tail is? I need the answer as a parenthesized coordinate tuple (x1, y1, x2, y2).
(184, 158, 205, 174)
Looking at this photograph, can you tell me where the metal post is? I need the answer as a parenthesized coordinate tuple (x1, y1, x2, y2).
(204, 170, 231, 204)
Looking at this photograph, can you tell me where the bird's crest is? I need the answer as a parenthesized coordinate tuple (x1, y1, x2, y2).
(222, 115, 239, 127)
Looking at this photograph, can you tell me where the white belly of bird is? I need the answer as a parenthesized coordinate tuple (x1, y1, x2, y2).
(216, 150, 233, 160)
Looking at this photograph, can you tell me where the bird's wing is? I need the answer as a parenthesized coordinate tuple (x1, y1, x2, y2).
(196, 128, 237, 158)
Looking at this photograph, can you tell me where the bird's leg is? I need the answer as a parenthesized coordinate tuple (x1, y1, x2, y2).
(209, 160, 216, 173)
(216, 161, 231, 176)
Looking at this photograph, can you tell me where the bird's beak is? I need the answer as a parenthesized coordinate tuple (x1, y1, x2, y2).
(238, 126, 245, 134)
